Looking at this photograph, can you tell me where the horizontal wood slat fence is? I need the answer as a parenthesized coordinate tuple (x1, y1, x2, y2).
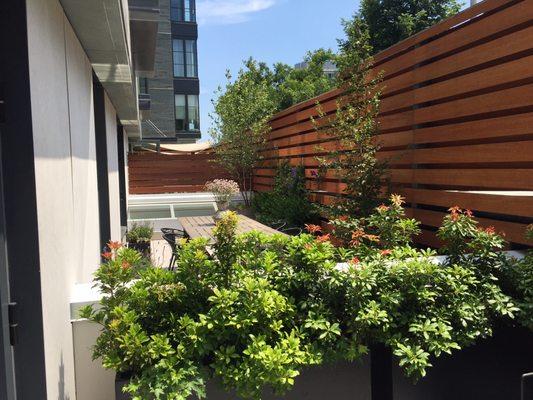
(253, 0, 533, 248)
(128, 152, 230, 194)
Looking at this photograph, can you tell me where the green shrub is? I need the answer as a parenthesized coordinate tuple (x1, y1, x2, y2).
(126, 223, 154, 244)
(253, 162, 318, 229)
(501, 225, 533, 330)
(81, 207, 529, 400)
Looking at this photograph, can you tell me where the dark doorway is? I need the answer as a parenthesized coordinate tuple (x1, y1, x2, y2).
(117, 122, 128, 229)
(0, 128, 15, 400)
(93, 75, 111, 251)
(0, 1, 48, 398)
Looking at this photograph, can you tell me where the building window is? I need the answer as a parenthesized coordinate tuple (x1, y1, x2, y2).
(175, 95, 186, 131)
(170, 0, 196, 22)
(139, 78, 148, 94)
(173, 39, 197, 78)
(187, 95, 200, 131)
(175, 94, 200, 131)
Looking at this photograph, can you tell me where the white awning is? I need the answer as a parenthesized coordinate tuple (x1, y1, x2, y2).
(159, 142, 214, 153)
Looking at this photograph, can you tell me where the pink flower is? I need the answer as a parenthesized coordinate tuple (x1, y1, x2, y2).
(484, 226, 495, 234)
(108, 241, 122, 250)
(448, 206, 462, 221)
(365, 234, 380, 243)
(350, 230, 365, 247)
(380, 249, 392, 256)
(316, 234, 331, 243)
(305, 224, 322, 234)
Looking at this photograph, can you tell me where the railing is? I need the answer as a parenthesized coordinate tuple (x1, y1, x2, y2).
(253, 0, 533, 247)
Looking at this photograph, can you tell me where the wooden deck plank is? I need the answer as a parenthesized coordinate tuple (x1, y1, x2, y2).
(178, 214, 286, 243)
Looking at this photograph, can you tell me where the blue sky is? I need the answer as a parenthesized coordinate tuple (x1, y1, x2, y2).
(196, 0, 361, 141)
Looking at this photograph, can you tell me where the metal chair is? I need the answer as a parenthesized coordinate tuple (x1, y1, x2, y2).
(161, 228, 185, 271)
(271, 220, 302, 236)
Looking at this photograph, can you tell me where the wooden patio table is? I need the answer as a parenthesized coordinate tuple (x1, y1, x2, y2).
(178, 214, 286, 244)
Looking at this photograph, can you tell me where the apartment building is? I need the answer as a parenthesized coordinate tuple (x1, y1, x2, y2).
(140, 0, 201, 143)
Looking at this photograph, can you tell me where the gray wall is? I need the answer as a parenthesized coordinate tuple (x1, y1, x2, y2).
(26, 0, 126, 397)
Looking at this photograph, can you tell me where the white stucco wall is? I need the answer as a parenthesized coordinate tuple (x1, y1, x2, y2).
(72, 320, 115, 400)
(65, 15, 102, 284)
(27, 0, 77, 398)
(26, 0, 124, 398)
(105, 95, 122, 241)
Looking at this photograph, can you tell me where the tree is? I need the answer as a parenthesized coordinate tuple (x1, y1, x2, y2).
(358, 0, 462, 53)
(272, 49, 338, 110)
(210, 59, 277, 206)
(210, 51, 338, 206)
(315, 17, 388, 218)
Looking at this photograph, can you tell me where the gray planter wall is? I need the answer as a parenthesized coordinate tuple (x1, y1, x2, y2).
(393, 327, 533, 400)
(114, 327, 533, 400)
(204, 360, 371, 400)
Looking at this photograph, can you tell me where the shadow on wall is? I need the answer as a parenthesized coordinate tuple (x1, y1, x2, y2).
(58, 354, 71, 400)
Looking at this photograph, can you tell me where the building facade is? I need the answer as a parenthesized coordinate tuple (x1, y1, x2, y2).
(141, 0, 201, 143)
(0, 0, 157, 398)
(294, 60, 339, 80)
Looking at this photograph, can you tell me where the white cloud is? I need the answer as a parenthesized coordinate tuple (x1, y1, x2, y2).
(197, 0, 277, 25)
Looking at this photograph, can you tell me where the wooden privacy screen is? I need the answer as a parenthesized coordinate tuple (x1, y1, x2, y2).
(128, 151, 230, 194)
(253, 0, 533, 247)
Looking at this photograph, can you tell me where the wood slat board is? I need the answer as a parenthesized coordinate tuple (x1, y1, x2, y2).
(128, 152, 231, 194)
(253, 0, 533, 248)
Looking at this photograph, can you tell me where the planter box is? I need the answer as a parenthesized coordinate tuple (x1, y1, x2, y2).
(113, 361, 371, 400)
(115, 374, 131, 400)
(204, 361, 371, 400)
(392, 326, 533, 400)
(109, 327, 533, 400)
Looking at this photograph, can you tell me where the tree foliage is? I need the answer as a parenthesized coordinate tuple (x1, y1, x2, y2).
(356, 0, 462, 53)
(210, 51, 338, 206)
(315, 17, 387, 219)
(210, 60, 277, 206)
(270, 48, 338, 110)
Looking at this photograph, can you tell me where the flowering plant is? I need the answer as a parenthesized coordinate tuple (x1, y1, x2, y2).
(205, 179, 240, 207)
(328, 194, 420, 257)
(81, 205, 531, 400)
